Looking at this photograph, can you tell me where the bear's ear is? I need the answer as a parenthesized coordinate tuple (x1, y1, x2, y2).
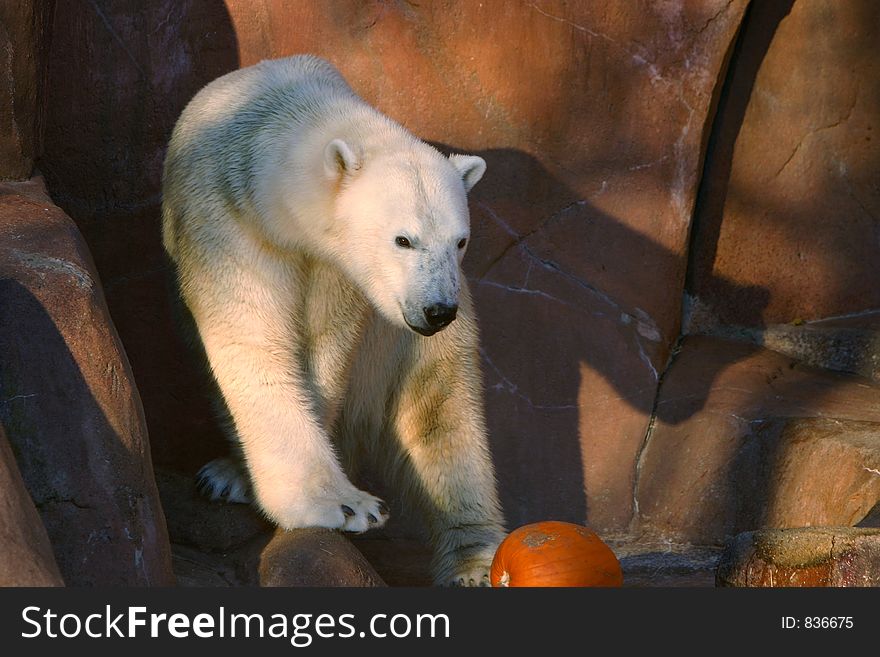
(324, 139, 361, 179)
(448, 154, 487, 193)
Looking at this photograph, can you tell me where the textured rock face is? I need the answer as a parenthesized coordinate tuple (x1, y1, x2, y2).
(689, 0, 880, 327)
(0, 2, 52, 180)
(40, 0, 749, 534)
(0, 179, 174, 586)
(0, 426, 64, 586)
(28, 2, 880, 578)
(717, 527, 880, 587)
(635, 336, 880, 544)
(653, 2, 880, 550)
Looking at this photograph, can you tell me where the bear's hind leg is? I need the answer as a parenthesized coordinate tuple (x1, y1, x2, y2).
(196, 455, 252, 504)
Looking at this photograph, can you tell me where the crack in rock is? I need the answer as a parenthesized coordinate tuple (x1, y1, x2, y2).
(1, 393, 38, 404)
(695, 0, 736, 35)
(87, 0, 148, 79)
(773, 82, 860, 179)
(39, 495, 92, 511)
(525, 1, 664, 83)
(475, 278, 580, 310)
(477, 199, 585, 279)
(476, 201, 666, 366)
(480, 347, 577, 411)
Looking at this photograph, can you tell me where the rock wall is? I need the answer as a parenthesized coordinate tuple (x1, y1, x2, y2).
(29, 0, 880, 551)
(662, 0, 880, 544)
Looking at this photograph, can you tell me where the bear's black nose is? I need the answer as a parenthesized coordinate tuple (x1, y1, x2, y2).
(423, 303, 458, 328)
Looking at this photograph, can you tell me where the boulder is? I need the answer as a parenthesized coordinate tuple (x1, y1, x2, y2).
(0, 426, 63, 586)
(759, 419, 880, 529)
(635, 336, 880, 544)
(0, 179, 174, 585)
(259, 528, 386, 587)
(717, 527, 880, 587)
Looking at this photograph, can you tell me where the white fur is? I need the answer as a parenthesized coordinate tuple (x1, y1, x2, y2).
(162, 55, 505, 585)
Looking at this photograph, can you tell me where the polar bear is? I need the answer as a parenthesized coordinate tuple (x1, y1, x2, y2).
(161, 55, 505, 585)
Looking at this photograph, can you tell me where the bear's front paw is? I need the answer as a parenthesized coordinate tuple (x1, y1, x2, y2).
(272, 484, 390, 534)
(435, 542, 500, 587)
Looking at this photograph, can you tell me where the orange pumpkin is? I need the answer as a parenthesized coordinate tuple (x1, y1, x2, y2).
(490, 521, 623, 587)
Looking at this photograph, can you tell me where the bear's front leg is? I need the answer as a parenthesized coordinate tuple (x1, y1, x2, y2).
(194, 303, 389, 534)
(392, 314, 507, 586)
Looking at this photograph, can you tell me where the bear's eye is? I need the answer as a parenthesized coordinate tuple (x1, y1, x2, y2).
(457, 238, 468, 250)
(395, 236, 412, 249)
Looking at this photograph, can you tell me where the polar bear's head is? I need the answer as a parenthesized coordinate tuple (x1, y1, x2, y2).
(325, 139, 485, 336)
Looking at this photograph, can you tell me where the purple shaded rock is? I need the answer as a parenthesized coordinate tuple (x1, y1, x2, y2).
(0, 179, 174, 585)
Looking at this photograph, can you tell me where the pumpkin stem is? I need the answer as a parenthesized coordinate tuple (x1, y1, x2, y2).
(499, 571, 510, 587)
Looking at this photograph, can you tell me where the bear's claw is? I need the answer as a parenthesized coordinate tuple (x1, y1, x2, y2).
(335, 490, 389, 533)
